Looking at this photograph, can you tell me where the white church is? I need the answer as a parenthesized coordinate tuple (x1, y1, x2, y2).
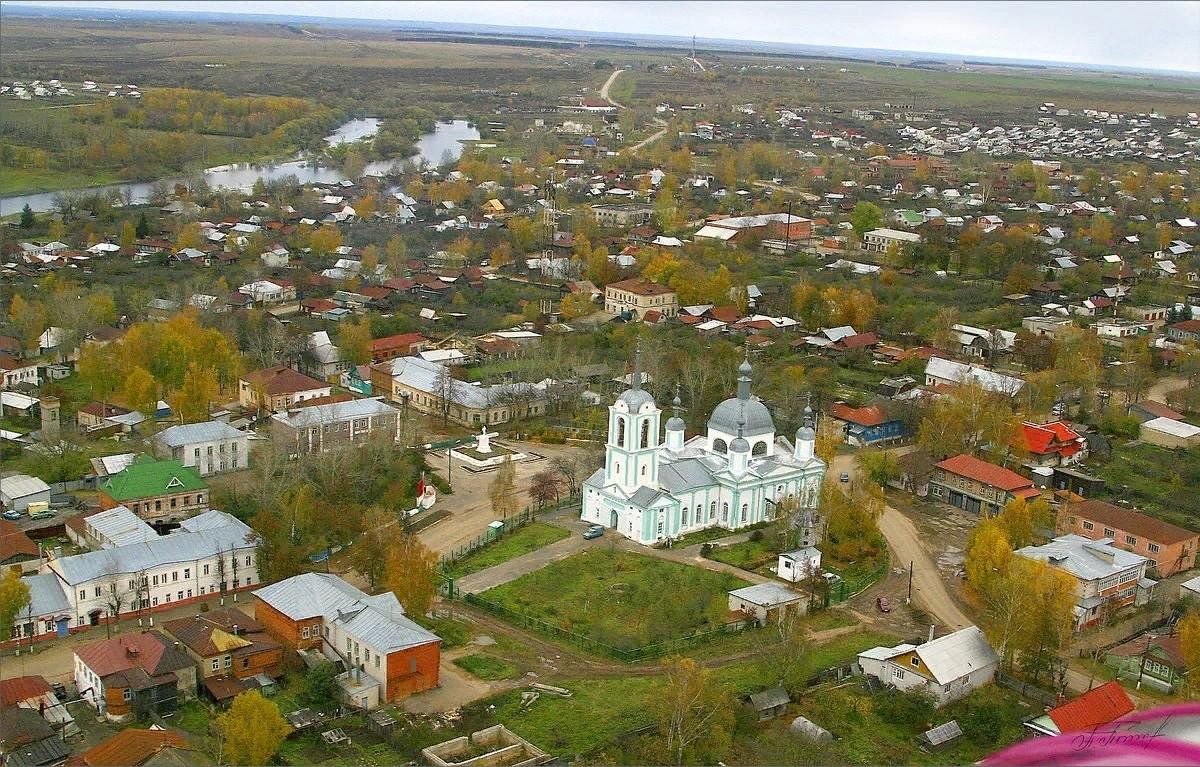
(582, 352, 827, 546)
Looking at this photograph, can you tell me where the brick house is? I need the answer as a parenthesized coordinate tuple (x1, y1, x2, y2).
(604, 278, 679, 320)
(269, 397, 400, 457)
(73, 632, 196, 721)
(97, 456, 209, 524)
(238, 365, 332, 412)
(369, 332, 427, 363)
(254, 573, 440, 709)
(929, 454, 1039, 516)
(162, 608, 282, 704)
(1058, 500, 1198, 577)
(76, 402, 132, 430)
(1016, 535, 1152, 630)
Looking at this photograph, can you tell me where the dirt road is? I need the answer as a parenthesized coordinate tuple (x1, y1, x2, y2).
(598, 69, 668, 153)
(832, 452, 973, 632)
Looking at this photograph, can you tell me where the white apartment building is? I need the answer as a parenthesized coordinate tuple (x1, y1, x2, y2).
(861, 228, 921, 254)
(152, 421, 250, 476)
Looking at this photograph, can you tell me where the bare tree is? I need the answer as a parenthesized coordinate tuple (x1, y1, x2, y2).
(551, 454, 586, 498)
(433, 364, 456, 424)
(528, 469, 564, 508)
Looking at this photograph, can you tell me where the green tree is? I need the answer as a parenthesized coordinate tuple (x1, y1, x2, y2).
(120, 220, 136, 254)
(19, 204, 34, 229)
(850, 201, 883, 238)
(217, 691, 290, 766)
(135, 211, 150, 238)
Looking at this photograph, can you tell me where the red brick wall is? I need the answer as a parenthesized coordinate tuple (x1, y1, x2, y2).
(253, 598, 322, 652)
(384, 640, 440, 699)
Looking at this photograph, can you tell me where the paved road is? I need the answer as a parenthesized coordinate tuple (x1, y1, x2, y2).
(456, 526, 595, 594)
(832, 452, 972, 632)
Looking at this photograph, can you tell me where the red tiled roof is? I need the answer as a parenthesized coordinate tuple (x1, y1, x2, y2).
(831, 402, 888, 427)
(302, 298, 338, 313)
(75, 634, 175, 679)
(240, 366, 328, 396)
(1047, 682, 1134, 734)
(77, 402, 131, 419)
(0, 519, 38, 562)
(935, 454, 1032, 491)
(71, 728, 188, 767)
(0, 675, 50, 706)
(1070, 500, 1198, 546)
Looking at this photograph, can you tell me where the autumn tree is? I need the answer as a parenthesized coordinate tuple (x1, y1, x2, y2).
(336, 318, 373, 366)
(78, 345, 122, 413)
(657, 656, 734, 766)
(309, 225, 342, 257)
(123, 366, 159, 419)
(351, 508, 392, 591)
(169, 363, 218, 424)
(489, 456, 520, 519)
(813, 415, 842, 465)
(175, 222, 202, 250)
(528, 469, 564, 508)
(489, 241, 513, 269)
(8, 294, 46, 354)
(383, 531, 439, 617)
(917, 381, 1020, 460)
(0, 568, 31, 646)
(217, 690, 290, 766)
(356, 194, 377, 220)
(1179, 609, 1200, 697)
(119, 220, 136, 253)
(823, 477, 885, 562)
(386, 235, 407, 274)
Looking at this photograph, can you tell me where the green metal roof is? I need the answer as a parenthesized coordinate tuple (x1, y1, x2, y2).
(895, 209, 924, 226)
(100, 456, 207, 500)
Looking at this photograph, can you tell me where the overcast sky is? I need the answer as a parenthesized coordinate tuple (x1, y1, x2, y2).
(11, 1, 1200, 73)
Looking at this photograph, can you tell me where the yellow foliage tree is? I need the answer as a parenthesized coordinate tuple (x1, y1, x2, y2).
(337, 318, 373, 366)
(168, 363, 218, 424)
(1179, 609, 1200, 697)
(383, 531, 439, 617)
(217, 690, 290, 766)
(309, 225, 342, 257)
(123, 366, 159, 418)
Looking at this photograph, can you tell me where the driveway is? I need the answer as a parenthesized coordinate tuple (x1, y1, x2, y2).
(833, 451, 973, 632)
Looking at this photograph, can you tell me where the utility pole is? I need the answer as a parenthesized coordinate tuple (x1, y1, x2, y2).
(784, 200, 794, 254)
(907, 560, 914, 603)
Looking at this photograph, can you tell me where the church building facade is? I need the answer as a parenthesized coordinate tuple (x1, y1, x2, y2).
(582, 353, 826, 546)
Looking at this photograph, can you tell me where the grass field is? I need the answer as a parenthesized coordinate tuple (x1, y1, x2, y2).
(446, 522, 570, 578)
(1087, 443, 1200, 532)
(0, 166, 125, 197)
(706, 536, 781, 572)
(480, 548, 750, 649)
(453, 653, 519, 681)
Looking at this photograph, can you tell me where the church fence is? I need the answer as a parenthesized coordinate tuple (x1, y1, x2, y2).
(438, 495, 581, 568)
(461, 593, 757, 662)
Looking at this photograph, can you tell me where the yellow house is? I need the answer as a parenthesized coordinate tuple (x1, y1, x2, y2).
(483, 199, 506, 214)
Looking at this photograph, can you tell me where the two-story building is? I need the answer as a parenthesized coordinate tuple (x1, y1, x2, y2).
(254, 573, 441, 709)
(861, 228, 921, 254)
(590, 203, 655, 228)
(269, 397, 400, 457)
(162, 608, 282, 704)
(152, 422, 249, 476)
(1015, 421, 1087, 467)
(370, 356, 546, 428)
(929, 454, 1040, 516)
(73, 632, 196, 721)
(0, 355, 39, 389)
(238, 366, 332, 413)
(1058, 500, 1197, 577)
(1015, 535, 1152, 630)
(97, 456, 209, 525)
(604, 278, 679, 320)
(237, 279, 296, 305)
(46, 510, 259, 629)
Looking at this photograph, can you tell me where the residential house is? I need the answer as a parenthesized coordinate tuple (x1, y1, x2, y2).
(370, 333, 427, 363)
(1024, 682, 1134, 736)
(65, 505, 155, 550)
(694, 213, 812, 244)
(152, 422, 249, 476)
(97, 456, 208, 524)
(238, 366, 331, 412)
(862, 228, 921, 254)
(950, 324, 1015, 360)
(69, 728, 192, 767)
(162, 608, 282, 704)
(237, 280, 296, 305)
(73, 632, 196, 721)
(76, 402, 132, 431)
(924, 357, 1025, 396)
(604, 278, 679, 320)
(857, 626, 999, 707)
(302, 331, 348, 382)
(829, 402, 905, 447)
(1015, 535, 1152, 630)
(727, 582, 809, 623)
(6, 574, 71, 647)
(371, 356, 546, 427)
(1058, 499, 1197, 577)
(1104, 632, 1187, 693)
(929, 454, 1039, 516)
(1016, 421, 1086, 467)
(0, 706, 69, 767)
(0, 356, 39, 389)
(1139, 416, 1200, 448)
(1166, 319, 1200, 343)
(47, 510, 259, 629)
(1, 519, 39, 570)
(1128, 400, 1185, 424)
(590, 204, 655, 228)
(254, 573, 441, 709)
(269, 398, 400, 457)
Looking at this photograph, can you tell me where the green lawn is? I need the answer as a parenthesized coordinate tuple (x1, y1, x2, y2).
(453, 653, 519, 681)
(173, 701, 213, 737)
(1087, 443, 1200, 532)
(414, 614, 473, 649)
(706, 537, 781, 572)
(480, 548, 750, 650)
(445, 522, 570, 579)
(0, 166, 125, 197)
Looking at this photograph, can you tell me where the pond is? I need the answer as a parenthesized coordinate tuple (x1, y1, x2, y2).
(0, 119, 480, 215)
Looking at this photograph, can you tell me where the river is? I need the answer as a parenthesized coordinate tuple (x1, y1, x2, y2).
(0, 118, 479, 216)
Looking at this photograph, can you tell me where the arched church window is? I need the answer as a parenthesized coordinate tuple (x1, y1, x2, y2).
(740, 504, 748, 522)
(713, 439, 728, 454)
(752, 441, 767, 456)
(721, 503, 729, 521)
(709, 502, 717, 520)
(696, 505, 703, 524)
(682, 507, 689, 526)
(616, 418, 625, 448)
(640, 419, 650, 449)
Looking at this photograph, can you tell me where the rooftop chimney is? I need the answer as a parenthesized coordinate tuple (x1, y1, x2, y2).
(928, 625, 936, 643)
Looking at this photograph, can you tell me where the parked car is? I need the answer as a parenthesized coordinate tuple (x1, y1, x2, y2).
(583, 525, 605, 540)
(29, 509, 56, 521)
(839, 472, 850, 483)
(876, 596, 891, 613)
(1, 510, 22, 521)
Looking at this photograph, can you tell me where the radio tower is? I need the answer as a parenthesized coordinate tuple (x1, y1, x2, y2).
(691, 35, 697, 74)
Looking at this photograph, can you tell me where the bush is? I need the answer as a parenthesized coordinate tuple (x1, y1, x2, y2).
(749, 529, 764, 543)
(960, 700, 1006, 745)
(301, 661, 338, 706)
(871, 688, 936, 732)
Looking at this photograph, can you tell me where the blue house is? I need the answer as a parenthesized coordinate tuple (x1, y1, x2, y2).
(830, 402, 905, 447)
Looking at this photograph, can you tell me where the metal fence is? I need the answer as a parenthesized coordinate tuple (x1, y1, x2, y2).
(438, 495, 581, 567)
(826, 554, 891, 605)
(462, 592, 757, 663)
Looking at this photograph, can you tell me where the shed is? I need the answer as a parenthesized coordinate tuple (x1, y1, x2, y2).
(920, 720, 963, 747)
(368, 708, 399, 737)
(1140, 417, 1200, 449)
(727, 582, 808, 624)
(746, 687, 790, 720)
(1, 474, 51, 511)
